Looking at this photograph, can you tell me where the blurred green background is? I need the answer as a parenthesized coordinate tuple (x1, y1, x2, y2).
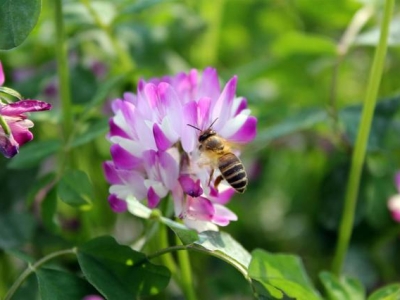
(1, 0, 400, 298)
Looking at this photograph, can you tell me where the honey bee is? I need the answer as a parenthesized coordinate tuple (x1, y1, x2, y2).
(188, 119, 248, 193)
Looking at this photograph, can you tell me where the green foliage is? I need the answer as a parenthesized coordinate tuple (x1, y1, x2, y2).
(0, 212, 35, 249)
(319, 271, 365, 300)
(36, 268, 96, 300)
(0, 0, 41, 50)
(77, 236, 171, 298)
(7, 140, 61, 170)
(249, 249, 320, 300)
(1, 0, 400, 299)
(57, 169, 94, 208)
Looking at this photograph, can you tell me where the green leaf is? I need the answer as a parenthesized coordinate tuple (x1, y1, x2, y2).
(319, 271, 365, 300)
(81, 74, 126, 117)
(160, 217, 199, 245)
(0, 211, 36, 249)
(57, 169, 94, 208)
(71, 118, 108, 148)
(271, 31, 337, 57)
(339, 95, 400, 151)
(26, 173, 56, 207)
(7, 140, 61, 170)
(194, 231, 252, 268)
(255, 108, 327, 148)
(368, 283, 400, 300)
(0, 0, 41, 49)
(41, 186, 61, 234)
(248, 249, 321, 300)
(77, 236, 170, 298)
(0, 86, 23, 99)
(36, 268, 97, 300)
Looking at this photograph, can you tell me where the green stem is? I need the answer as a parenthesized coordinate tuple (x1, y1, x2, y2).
(4, 248, 76, 300)
(176, 237, 197, 300)
(332, 0, 395, 275)
(158, 223, 179, 277)
(54, 0, 73, 142)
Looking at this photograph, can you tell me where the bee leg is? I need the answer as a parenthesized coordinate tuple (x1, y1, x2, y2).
(214, 175, 223, 190)
(208, 169, 214, 186)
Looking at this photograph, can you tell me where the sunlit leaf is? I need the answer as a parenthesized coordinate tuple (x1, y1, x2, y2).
(367, 283, 400, 300)
(77, 236, 170, 298)
(0, 0, 41, 49)
(249, 249, 321, 300)
(7, 140, 61, 170)
(194, 231, 252, 268)
(160, 217, 199, 245)
(57, 169, 94, 208)
(36, 268, 97, 300)
(319, 271, 365, 300)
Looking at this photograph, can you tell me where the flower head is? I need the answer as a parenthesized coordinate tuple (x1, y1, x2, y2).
(0, 62, 52, 158)
(103, 67, 257, 231)
(388, 172, 400, 223)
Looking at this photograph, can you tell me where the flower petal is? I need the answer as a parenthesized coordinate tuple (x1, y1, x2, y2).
(198, 67, 220, 101)
(181, 101, 198, 153)
(179, 175, 203, 197)
(147, 187, 161, 208)
(108, 194, 128, 213)
(0, 132, 19, 158)
(221, 115, 257, 143)
(159, 150, 180, 190)
(8, 121, 34, 146)
(0, 100, 51, 115)
(0, 62, 4, 86)
(153, 123, 172, 151)
(110, 144, 142, 170)
(211, 76, 237, 130)
(209, 185, 236, 205)
(211, 204, 237, 226)
(186, 196, 214, 221)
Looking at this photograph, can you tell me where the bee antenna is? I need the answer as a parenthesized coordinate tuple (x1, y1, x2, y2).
(187, 124, 201, 131)
(208, 118, 218, 129)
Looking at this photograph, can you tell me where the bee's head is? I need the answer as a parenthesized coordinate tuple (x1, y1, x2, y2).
(187, 118, 218, 142)
(198, 128, 216, 142)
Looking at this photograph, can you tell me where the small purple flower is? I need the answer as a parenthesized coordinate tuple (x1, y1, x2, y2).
(0, 61, 52, 158)
(103, 67, 257, 231)
(388, 172, 400, 223)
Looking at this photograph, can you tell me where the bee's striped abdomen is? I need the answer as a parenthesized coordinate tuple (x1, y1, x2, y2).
(218, 153, 248, 193)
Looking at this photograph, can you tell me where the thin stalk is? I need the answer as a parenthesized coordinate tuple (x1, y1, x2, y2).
(158, 222, 179, 278)
(332, 0, 395, 275)
(54, 0, 73, 142)
(176, 237, 197, 300)
(4, 248, 76, 300)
